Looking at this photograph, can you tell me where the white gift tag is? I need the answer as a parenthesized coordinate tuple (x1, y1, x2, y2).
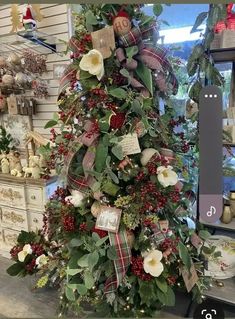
(118, 133, 141, 156)
(95, 206, 122, 233)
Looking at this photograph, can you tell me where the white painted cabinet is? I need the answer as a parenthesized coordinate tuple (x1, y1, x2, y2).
(0, 174, 57, 257)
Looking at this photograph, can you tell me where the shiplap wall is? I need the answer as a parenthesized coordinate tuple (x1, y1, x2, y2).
(0, 4, 71, 138)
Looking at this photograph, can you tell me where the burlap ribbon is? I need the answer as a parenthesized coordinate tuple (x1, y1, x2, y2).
(117, 24, 178, 95)
(104, 230, 131, 294)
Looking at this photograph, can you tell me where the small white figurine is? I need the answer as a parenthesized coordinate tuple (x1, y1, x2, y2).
(1, 156, 10, 174)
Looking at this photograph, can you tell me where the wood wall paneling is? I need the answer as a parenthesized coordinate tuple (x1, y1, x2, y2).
(0, 4, 70, 141)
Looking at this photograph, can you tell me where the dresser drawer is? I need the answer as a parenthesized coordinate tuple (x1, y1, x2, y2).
(3, 228, 20, 247)
(0, 184, 26, 209)
(26, 187, 43, 210)
(29, 211, 44, 231)
(1, 207, 28, 231)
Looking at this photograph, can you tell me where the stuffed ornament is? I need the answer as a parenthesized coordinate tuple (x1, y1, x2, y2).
(112, 11, 131, 36)
(22, 5, 37, 31)
(7, 52, 21, 65)
(2, 74, 14, 86)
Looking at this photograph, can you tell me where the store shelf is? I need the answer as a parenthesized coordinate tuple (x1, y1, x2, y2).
(210, 47, 235, 63)
(204, 278, 235, 305)
(200, 218, 235, 231)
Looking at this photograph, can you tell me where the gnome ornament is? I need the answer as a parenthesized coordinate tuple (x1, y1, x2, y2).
(113, 11, 131, 36)
(22, 5, 37, 31)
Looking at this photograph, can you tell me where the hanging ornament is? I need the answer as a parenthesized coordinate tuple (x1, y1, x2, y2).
(7, 52, 21, 65)
(2, 74, 14, 86)
(113, 11, 131, 36)
(0, 56, 6, 67)
(15, 72, 27, 86)
(22, 5, 37, 31)
(140, 148, 160, 166)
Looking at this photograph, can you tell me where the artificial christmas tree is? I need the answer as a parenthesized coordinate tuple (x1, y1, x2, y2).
(7, 4, 215, 317)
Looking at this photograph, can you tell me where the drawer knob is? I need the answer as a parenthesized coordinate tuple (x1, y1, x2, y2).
(31, 195, 36, 200)
(33, 218, 38, 223)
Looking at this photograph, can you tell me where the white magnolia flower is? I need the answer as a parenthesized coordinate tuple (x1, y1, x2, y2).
(79, 49, 104, 80)
(18, 244, 32, 262)
(143, 250, 164, 277)
(157, 165, 178, 188)
(35, 254, 49, 269)
(65, 190, 85, 207)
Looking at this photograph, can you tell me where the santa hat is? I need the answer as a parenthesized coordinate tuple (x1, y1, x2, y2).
(23, 5, 36, 24)
(112, 10, 130, 21)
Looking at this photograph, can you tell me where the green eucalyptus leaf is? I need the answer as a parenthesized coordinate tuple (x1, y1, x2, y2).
(44, 120, 58, 129)
(98, 111, 113, 132)
(95, 235, 109, 247)
(125, 46, 139, 59)
(131, 99, 144, 116)
(102, 180, 120, 196)
(157, 286, 175, 306)
(65, 287, 75, 301)
(153, 4, 163, 16)
(66, 268, 83, 276)
(84, 271, 95, 289)
(191, 12, 208, 33)
(111, 144, 124, 160)
(155, 277, 168, 293)
(6, 263, 24, 276)
(135, 62, 153, 95)
(178, 242, 191, 270)
(198, 230, 211, 240)
(109, 88, 127, 99)
(77, 254, 90, 268)
(70, 238, 83, 247)
(95, 141, 108, 173)
(88, 251, 99, 271)
(107, 246, 118, 260)
(189, 80, 202, 103)
(77, 284, 88, 295)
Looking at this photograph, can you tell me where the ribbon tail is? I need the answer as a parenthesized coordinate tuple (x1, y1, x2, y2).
(104, 230, 131, 294)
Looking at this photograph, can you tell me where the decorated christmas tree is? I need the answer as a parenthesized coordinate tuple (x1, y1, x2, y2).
(7, 4, 224, 317)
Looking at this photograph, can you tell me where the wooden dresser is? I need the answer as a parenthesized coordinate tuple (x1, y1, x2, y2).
(0, 174, 57, 257)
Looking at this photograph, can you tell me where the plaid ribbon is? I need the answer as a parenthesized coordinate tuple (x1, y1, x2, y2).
(118, 24, 178, 94)
(104, 230, 131, 294)
(58, 64, 77, 96)
(59, 120, 99, 191)
(120, 23, 155, 47)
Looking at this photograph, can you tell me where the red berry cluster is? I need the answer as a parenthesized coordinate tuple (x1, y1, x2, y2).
(70, 34, 92, 59)
(140, 182, 167, 211)
(79, 222, 87, 232)
(112, 71, 127, 86)
(85, 120, 99, 138)
(51, 187, 68, 201)
(92, 227, 107, 238)
(169, 116, 186, 128)
(50, 128, 57, 143)
(31, 243, 44, 256)
(110, 112, 126, 129)
(62, 215, 76, 232)
(167, 275, 177, 286)
(160, 237, 179, 254)
(106, 102, 118, 111)
(10, 245, 22, 259)
(87, 88, 108, 110)
(25, 258, 36, 273)
(143, 218, 155, 228)
(135, 171, 146, 182)
(170, 191, 180, 203)
(131, 256, 152, 281)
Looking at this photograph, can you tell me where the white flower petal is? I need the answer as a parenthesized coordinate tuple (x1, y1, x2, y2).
(18, 250, 27, 262)
(143, 250, 164, 277)
(23, 244, 32, 254)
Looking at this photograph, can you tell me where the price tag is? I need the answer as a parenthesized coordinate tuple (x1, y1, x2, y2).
(180, 264, 199, 292)
(118, 133, 141, 156)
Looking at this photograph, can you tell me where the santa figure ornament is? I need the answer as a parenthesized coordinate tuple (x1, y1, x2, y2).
(22, 5, 37, 31)
(113, 11, 131, 36)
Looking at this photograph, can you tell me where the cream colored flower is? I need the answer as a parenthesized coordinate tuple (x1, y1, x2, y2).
(143, 250, 164, 277)
(18, 244, 32, 262)
(157, 165, 178, 188)
(36, 254, 49, 269)
(65, 190, 85, 207)
(79, 49, 104, 80)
